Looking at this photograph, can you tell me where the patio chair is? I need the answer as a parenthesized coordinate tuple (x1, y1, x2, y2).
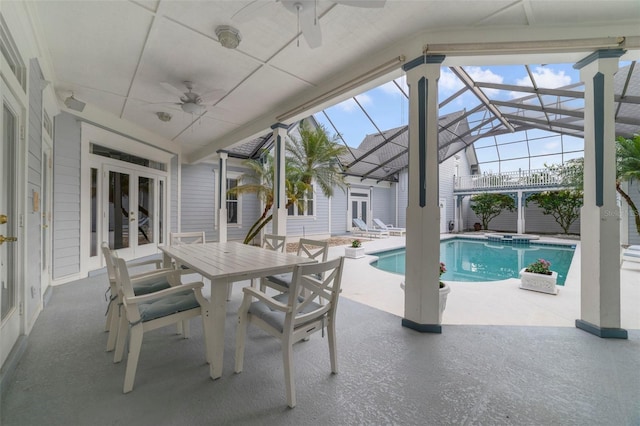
(621, 245, 640, 267)
(101, 242, 172, 352)
(260, 238, 329, 293)
(373, 218, 406, 236)
(263, 233, 287, 253)
(235, 256, 345, 408)
(352, 218, 389, 238)
(169, 231, 206, 272)
(112, 255, 210, 393)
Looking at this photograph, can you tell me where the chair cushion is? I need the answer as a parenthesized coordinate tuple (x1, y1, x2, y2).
(623, 250, 640, 258)
(265, 272, 293, 289)
(248, 293, 322, 332)
(132, 277, 171, 295)
(137, 290, 201, 323)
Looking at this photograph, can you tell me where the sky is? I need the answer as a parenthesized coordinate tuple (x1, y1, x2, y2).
(313, 62, 590, 174)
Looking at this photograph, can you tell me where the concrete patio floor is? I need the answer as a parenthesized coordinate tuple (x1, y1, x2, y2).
(329, 234, 640, 331)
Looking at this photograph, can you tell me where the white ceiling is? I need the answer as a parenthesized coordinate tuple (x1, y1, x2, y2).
(27, 0, 640, 163)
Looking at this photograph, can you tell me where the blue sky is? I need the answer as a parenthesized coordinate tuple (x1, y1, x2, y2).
(313, 62, 590, 174)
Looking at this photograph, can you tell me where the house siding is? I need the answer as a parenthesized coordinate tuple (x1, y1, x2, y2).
(331, 186, 348, 235)
(52, 112, 81, 279)
(181, 163, 215, 241)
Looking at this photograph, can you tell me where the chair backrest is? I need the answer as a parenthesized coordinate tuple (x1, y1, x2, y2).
(263, 234, 286, 253)
(170, 231, 205, 246)
(297, 238, 329, 262)
(373, 218, 389, 230)
(354, 218, 370, 231)
(101, 242, 118, 285)
(286, 257, 345, 329)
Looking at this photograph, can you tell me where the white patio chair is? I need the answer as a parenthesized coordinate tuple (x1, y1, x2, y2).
(235, 256, 345, 408)
(352, 218, 389, 238)
(260, 238, 328, 293)
(263, 233, 287, 253)
(112, 256, 210, 393)
(169, 231, 206, 273)
(373, 218, 406, 236)
(101, 242, 173, 352)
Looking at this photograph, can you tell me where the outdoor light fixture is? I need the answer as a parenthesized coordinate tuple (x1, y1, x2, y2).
(156, 111, 172, 122)
(181, 102, 205, 115)
(64, 93, 86, 112)
(215, 25, 241, 49)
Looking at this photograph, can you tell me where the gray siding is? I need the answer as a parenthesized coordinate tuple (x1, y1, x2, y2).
(397, 171, 408, 227)
(331, 185, 348, 235)
(52, 112, 81, 278)
(372, 186, 394, 225)
(170, 156, 178, 236)
(26, 59, 43, 322)
(180, 163, 215, 241)
(627, 181, 640, 245)
(286, 187, 330, 238)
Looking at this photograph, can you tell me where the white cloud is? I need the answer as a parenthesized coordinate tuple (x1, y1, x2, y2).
(379, 76, 407, 96)
(516, 67, 572, 88)
(439, 68, 464, 94)
(334, 93, 373, 113)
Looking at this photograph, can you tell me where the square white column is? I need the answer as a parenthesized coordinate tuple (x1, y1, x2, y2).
(271, 123, 288, 236)
(217, 152, 228, 243)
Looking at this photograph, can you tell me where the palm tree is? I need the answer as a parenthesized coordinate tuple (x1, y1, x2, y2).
(286, 122, 348, 198)
(616, 134, 640, 235)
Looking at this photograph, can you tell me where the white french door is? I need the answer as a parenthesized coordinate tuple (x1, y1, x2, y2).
(350, 190, 370, 230)
(1, 82, 22, 367)
(86, 160, 166, 271)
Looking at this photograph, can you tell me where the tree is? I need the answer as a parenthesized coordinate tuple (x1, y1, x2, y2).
(470, 193, 515, 230)
(285, 122, 348, 197)
(616, 134, 640, 235)
(228, 122, 347, 244)
(528, 190, 583, 234)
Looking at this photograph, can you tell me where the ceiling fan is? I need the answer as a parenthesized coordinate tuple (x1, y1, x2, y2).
(233, 0, 386, 49)
(159, 81, 226, 115)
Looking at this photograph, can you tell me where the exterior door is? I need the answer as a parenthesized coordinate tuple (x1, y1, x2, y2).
(350, 190, 370, 230)
(1, 84, 22, 367)
(41, 142, 53, 291)
(439, 198, 447, 233)
(103, 165, 164, 261)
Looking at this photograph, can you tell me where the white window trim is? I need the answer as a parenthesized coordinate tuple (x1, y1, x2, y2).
(288, 184, 315, 218)
(222, 171, 242, 228)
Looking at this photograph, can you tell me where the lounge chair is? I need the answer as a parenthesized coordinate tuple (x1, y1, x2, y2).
(621, 245, 640, 266)
(373, 218, 406, 236)
(352, 218, 389, 238)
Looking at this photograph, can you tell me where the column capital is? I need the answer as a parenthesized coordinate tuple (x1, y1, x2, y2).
(271, 122, 289, 130)
(573, 48, 626, 70)
(402, 54, 446, 72)
(217, 151, 228, 160)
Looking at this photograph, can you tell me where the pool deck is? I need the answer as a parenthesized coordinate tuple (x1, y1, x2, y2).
(329, 234, 640, 330)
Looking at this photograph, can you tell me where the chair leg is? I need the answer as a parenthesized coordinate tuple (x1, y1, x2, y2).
(176, 322, 183, 335)
(113, 309, 129, 363)
(106, 303, 120, 352)
(123, 325, 143, 393)
(182, 319, 191, 339)
(234, 297, 252, 373)
(200, 312, 212, 364)
(104, 300, 113, 332)
(282, 337, 296, 408)
(226, 282, 233, 301)
(327, 316, 338, 374)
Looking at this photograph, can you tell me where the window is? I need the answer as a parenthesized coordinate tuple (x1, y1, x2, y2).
(226, 177, 239, 224)
(288, 186, 314, 217)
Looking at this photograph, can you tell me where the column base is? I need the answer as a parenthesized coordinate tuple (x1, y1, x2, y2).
(401, 318, 441, 333)
(575, 319, 628, 339)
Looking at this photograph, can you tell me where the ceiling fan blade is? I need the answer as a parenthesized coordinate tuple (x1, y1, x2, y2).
(160, 82, 185, 97)
(231, 0, 274, 23)
(299, 6, 322, 48)
(334, 0, 386, 7)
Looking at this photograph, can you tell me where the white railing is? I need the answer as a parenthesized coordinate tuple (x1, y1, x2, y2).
(454, 168, 577, 192)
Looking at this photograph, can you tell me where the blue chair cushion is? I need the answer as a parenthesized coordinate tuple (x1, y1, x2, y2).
(138, 290, 200, 323)
(132, 277, 171, 295)
(248, 292, 322, 332)
(265, 272, 293, 289)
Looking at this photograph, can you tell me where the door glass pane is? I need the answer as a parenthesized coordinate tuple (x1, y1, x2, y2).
(362, 201, 367, 223)
(109, 171, 130, 250)
(2, 104, 16, 321)
(138, 176, 154, 246)
(352, 201, 358, 220)
(159, 180, 164, 245)
(90, 167, 98, 256)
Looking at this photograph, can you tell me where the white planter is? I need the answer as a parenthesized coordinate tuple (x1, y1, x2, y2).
(519, 268, 559, 295)
(345, 247, 365, 259)
(439, 282, 451, 323)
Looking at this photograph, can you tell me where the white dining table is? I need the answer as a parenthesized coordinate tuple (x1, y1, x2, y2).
(159, 241, 315, 379)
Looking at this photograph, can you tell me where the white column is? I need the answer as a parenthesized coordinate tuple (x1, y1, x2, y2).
(402, 55, 445, 333)
(516, 191, 524, 234)
(217, 152, 228, 243)
(575, 49, 627, 339)
(271, 123, 288, 236)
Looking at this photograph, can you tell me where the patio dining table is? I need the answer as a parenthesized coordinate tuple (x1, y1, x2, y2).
(159, 241, 316, 380)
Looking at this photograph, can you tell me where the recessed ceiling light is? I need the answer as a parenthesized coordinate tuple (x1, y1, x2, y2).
(215, 25, 241, 49)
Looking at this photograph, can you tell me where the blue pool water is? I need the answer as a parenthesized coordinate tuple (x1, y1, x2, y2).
(371, 238, 575, 285)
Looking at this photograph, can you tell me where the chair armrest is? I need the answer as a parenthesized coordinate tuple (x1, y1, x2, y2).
(241, 286, 291, 313)
(128, 258, 163, 270)
(129, 268, 179, 286)
(130, 267, 175, 282)
(125, 281, 204, 305)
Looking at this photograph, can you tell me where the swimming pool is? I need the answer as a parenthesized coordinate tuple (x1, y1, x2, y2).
(371, 238, 576, 285)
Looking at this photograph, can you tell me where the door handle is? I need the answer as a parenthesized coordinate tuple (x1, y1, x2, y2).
(0, 235, 18, 245)
(0, 215, 7, 224)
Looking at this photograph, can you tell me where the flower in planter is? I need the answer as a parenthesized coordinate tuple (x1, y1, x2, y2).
(439, 262, 446, 288)
(525, 258, 552, 275)
(351, 239, 362, 248)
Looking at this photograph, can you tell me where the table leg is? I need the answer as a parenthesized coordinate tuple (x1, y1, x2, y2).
(208, 278, 229, 379)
